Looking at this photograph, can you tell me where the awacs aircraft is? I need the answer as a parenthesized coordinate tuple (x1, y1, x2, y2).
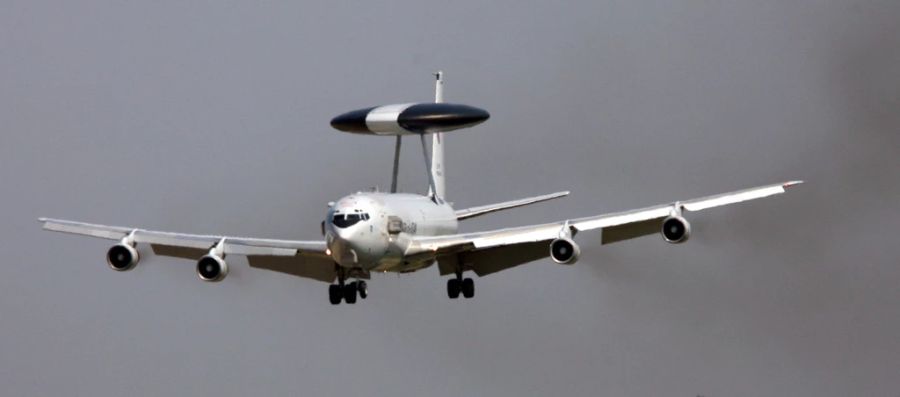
(40, 72, 802, 305)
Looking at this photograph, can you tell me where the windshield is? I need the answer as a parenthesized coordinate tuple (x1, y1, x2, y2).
(332, 212, 370, 228)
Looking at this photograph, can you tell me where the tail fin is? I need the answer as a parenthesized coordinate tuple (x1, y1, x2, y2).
(429, 71, 447, 199)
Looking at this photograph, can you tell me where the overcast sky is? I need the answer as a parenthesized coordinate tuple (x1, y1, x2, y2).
(2, 1, 899, 396)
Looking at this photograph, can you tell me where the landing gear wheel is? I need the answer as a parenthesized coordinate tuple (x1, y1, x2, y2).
(328, 285, 342, 305)
(461, 278, 474, 298)
(447, 278, 461, 299)
(357, 280, 368, 299)
(343, 282, 358, 304)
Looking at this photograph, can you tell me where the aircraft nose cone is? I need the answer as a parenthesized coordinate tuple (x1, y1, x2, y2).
(330, 107, 375, 132)
(329, 231, 356, 264)
(398, 103, 490, 133)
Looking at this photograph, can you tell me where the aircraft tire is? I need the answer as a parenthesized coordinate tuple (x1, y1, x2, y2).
(344, 283, 358, 304)
(357, 281, 368, 299)
(461, 278, 475, 298)
(447, 278, 461, 299)
(328, 285, 342, 305)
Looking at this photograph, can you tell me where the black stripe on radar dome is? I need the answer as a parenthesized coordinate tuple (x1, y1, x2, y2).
(330, 107, 376, 132)
(398, 103, 490, 133)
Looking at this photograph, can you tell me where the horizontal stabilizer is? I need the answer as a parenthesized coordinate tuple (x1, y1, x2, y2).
(454, 191, 569, 220)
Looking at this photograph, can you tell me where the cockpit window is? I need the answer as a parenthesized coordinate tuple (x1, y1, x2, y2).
(331, 212, 369, 228)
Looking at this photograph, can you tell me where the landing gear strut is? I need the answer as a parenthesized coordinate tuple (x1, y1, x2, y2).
(447, 271, 474, 299)
(329, 267, 368, 305)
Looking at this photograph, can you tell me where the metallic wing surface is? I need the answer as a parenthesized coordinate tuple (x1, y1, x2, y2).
(38, 218, 336, 282)
(408, 181, 803, 276)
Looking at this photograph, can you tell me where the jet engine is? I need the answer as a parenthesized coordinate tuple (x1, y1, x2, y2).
(661, 215, 691, 244)
(197, 254, 228, 282)
(550, 238, 580, 264)
(107, 243, 139, 271)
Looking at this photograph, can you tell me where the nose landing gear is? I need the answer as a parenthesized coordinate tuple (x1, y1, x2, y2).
(328, 268, 369, 305)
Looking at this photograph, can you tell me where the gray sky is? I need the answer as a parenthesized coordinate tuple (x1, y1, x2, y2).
(2, 1, 899, 396)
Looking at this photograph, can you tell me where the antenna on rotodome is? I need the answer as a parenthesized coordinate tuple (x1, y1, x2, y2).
(427, 71, 446, 201)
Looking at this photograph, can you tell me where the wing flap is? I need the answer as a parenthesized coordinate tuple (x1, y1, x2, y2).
(467, 240, 551, 276)
(437, 240, 551, 276)
(224, 237, 323, 256)
(247, 255, 336, 283)
(570, 205, 671, 232)
(600, 217, 665, 245)
(151, 244, 208, 260)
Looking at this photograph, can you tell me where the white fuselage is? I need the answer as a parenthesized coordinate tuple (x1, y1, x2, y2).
(324, 192, 457, 272)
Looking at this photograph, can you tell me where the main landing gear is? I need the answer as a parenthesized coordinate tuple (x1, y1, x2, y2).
(447, 271, 474, 299)
(329, 269, 368, 305)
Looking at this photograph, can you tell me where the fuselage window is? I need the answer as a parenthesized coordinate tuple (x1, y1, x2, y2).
(332, 212, 369, 228)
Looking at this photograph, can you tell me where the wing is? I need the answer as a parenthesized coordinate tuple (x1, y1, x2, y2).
(454, 191, 570, 220)
(412, 180, 803, 276)
(39, 218, 336, 282)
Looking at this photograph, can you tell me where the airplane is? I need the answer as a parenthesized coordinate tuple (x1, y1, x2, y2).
(39, 72, 803, 305)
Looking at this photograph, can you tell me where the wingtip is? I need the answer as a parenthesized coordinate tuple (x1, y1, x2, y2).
(783, 180, 804, 188)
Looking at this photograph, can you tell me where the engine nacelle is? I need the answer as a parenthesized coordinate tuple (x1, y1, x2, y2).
(550, 238, 581, 264)
(661, 215, 691, 244)
(107, 243, 139, 271)
(197, 254, 228, 282)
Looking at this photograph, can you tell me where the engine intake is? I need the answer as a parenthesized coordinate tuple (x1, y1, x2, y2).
(107, 244, 139, 271)
(661, 216, 691, 244)
(197, 254, 228, 282)
(550, 238, 580, 264)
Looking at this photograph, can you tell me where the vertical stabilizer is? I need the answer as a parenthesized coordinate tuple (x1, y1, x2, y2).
(429, 71, 447, 200)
